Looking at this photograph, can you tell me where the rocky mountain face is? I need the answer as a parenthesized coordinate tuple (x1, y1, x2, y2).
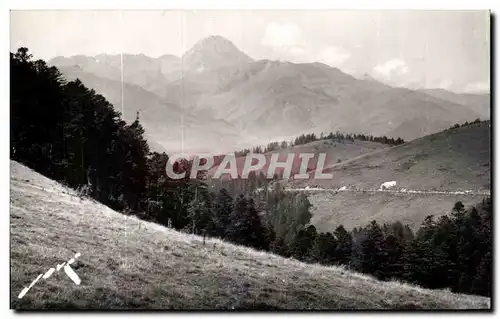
(181, 35, 253, 73)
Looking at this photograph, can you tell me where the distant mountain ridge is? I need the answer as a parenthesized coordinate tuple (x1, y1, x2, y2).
(418, 88, 490, 120)
(55, 65, 243, 153)
(48, 35, 490, 153)
(50, 53, 182, 94)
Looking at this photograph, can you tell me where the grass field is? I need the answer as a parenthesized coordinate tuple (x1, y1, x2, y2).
(10, 161, 490, 310)
(308, 191, 489, 232)
(293, 121, 490, 191)
(207, 139, 390, 179)
(283, 121, 491, 230)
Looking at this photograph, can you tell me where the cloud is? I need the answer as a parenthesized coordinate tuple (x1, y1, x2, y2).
(371, 59, 417, 88)
(463, 80, 489, 93)
(261, 22, 351, 68)
(260, 22, 310, 62)
(261, 22, 304, 48)
(289, 46, 306, 56)
(373, 59, 409, 80)
(317, 46, 352, 67)
(436, 79, 453, 90)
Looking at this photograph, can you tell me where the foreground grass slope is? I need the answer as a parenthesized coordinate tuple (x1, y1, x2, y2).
(10, 161, 490, 310)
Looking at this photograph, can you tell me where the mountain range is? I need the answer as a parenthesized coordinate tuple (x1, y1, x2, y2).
(49, 35, 490, 153)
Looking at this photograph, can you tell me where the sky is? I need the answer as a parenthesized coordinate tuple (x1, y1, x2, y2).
(10, 10, 490, 93)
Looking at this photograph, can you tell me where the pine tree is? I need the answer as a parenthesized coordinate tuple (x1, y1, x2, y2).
(212, 188, 233, 238)
(310, 232, 337, 264)
(226, 196, 267, 250)
(185, 187, 214, 237)
(289, 225, 317, 262)
(116, 114, 150, 211)
(471, 252, 491, 297)
(358, 221, 387, 279)
(333, 225, 353, 266)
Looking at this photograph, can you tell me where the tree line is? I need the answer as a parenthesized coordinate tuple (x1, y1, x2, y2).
(12, 47, 195, 229)
(448, 118, 485, 130)
(11, 48, 490, 298)
(234, 131, 405, 157)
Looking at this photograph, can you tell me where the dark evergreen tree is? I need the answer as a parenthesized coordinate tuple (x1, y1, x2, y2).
(270, 236, 290, 257)
(310, 232, 337, 264)
(471, 252, 491, 297)
(212, 188, 233, 238)
(357, 221, 387, 279)
(333, 225, 353, 266)
(226, 196, 268, 250)
(185, 186, 214, 238)
(289, 225, 317, 262)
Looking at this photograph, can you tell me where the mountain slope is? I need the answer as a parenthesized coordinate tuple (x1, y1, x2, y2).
(54, 65, 244, 153)
(176, 58, 481, 141)
(207, 139, 391, 180)
(419, 88, 490, 120)
(308, 191, 489, 232)
(287, 121, 490, 231)
(49, 36, 485, 151)
(296, 120, 490, 191)
(10, 161, 490, 309)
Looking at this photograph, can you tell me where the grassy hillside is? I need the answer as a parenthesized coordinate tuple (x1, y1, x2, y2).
(308, 191, 488, 232)
(293, 121, 490, 191)
(284, 121, 490, 231)
(208, 139, 390, 179)
(10, 161, 490, 310)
